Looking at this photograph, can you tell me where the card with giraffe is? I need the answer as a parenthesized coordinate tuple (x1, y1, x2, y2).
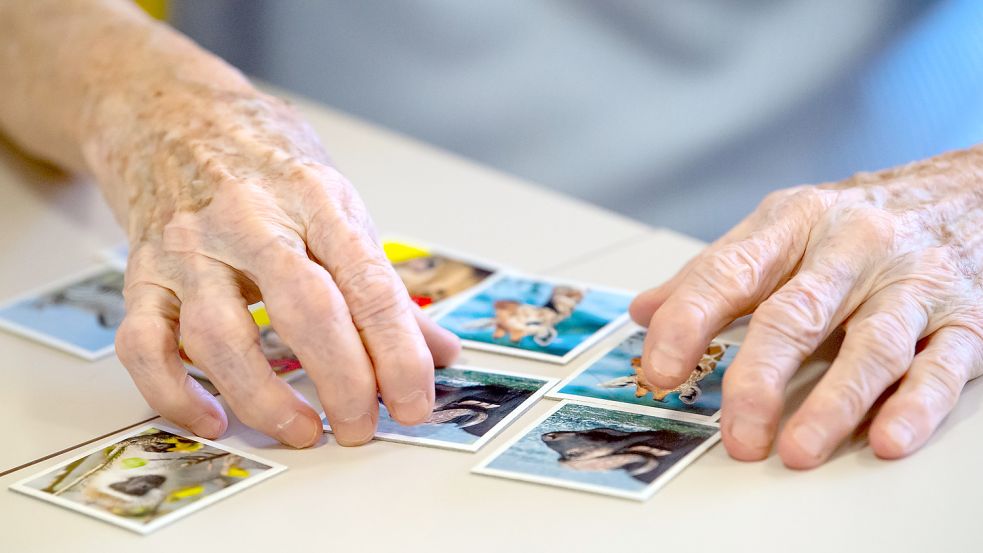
(434, 273, 633, 364)
(548, 327, 741, 422)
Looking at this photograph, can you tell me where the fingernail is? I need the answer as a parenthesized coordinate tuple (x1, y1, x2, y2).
(730, 415, 772, 449)
(885, 418, 915, 451)
(791, 423, 828, 459)
(335, 413, 375, 446)
(276, 412, 320, 448)
(649, 345, 686, 383)
(391, 390, 431, 424)
(189, 413, 222, 438)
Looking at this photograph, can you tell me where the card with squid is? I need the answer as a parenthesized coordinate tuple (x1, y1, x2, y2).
(383, 237, 501, 313)
(181, 303, 305, 383)
(549, 328, 740, 421)
(321, 365, 557, 452)
(9, 426, 286, 534)
(434, 273, 632, 364)
(0, 265, 125, 360)
(473, 401, 720, 501)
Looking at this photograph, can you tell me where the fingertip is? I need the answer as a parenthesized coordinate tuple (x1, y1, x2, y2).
(388, 389, 433, 426)
(275, 408, 323, 448)
(643, 345, 691, 389)
(415, 307, 461, 367)
(869, 416, 918, 460)
(331, 412, 377, 447)
(188, 412, 227, 440)
(430, 325, 462, 368)
(721, 411, 775, 462)
(629, 288, 665, 326)
(776, 421, 830, 470)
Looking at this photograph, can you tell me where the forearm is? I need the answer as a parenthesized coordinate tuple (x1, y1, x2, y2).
(0, 0, 253, 219)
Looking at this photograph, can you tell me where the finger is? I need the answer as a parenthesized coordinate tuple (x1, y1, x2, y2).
(414, 304, 461, 368)
(304, 179, 435, 424)
(630, 215, 758, 326)
(178, 258, 322, 448)
(247, 248, 381, 445)
(116, 280, 227, 438)
(720, 260, 868, 461)
(776, 286, 927, 468)
(869, 326, 983, 459)
(641, 227, 801, 390)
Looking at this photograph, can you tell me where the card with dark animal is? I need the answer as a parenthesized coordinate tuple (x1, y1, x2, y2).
(473, 401, 720, 500)
(0, 265, 125, 359)
(435, 273, 633, 364)
(10, 426, 286, 534)
(322, 366, 557, 452)
(550, 328, 741, 421)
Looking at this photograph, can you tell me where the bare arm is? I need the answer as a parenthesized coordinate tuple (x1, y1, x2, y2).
(0, 0, 460, 447)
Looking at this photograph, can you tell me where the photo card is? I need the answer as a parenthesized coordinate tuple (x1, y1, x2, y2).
(383, 236, 502, 313)
(434, 273, 632, 364)
(0, 265, 125, 360)
(473, 401, 720, 501)
(322, 365, 556, 452)
(10, 425, 286, 534)
(549, 328, 740, 421)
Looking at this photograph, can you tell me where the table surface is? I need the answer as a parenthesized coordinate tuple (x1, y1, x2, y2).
(1, 89, 979, 552)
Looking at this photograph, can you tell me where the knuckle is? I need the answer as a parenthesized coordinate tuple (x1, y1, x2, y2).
(916, 362, 964, 411)
(726, 357, 786, 400)
(842, 206, 897, 252)
(849, 312, 915, 368)
(697, 237, 773, 304)
(333, 257, 411, 328)
(824, 379, 869, 420)
(115, 315, 169, 369)
(753, 286, 830, 354)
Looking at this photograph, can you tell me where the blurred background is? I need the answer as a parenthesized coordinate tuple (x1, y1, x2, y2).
(157, 0, 982, 241)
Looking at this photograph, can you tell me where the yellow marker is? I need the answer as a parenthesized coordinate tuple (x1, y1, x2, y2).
(225, 465, 250, 479)
(383, 240, 430, 264)
(250, 305, 271, 327)
(162, 437, 203, 453)
(168, 485, 204, 502)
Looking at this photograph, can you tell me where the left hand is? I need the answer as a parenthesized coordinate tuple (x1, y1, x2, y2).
(630, 148, 983, 468)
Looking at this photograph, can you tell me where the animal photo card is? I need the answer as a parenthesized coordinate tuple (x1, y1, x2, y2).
(473, 401, 720, 501)
(10, 426, 286, 534)
(435, 273, 633, 364)
(549, 329, 740, 421)
(0, 265, 125, 360)
(383, 237, 501, 313)
(322, 365, 557, 452)
(181, 304, 305, 382)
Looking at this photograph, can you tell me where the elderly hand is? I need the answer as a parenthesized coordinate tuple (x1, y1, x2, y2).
(1, 0, 460, 449)
(630, 149, 983, 468)
(99, 85, 461, 448)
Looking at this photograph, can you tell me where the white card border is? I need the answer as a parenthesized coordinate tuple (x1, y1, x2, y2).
(432, 272, 634, 364)
(322, 364, 558, 452)
(0, 264, 125, 361)
(547, 327, 743, 423)
(472, 400, 720, 501)
(9, 424, 287, 535)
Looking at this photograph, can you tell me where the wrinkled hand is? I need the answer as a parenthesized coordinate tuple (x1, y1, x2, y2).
(93, 85, 460, 447)
(630, 149, 983, 468)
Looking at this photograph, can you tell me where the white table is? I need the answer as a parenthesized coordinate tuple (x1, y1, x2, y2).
(1, 90, 978, 552)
